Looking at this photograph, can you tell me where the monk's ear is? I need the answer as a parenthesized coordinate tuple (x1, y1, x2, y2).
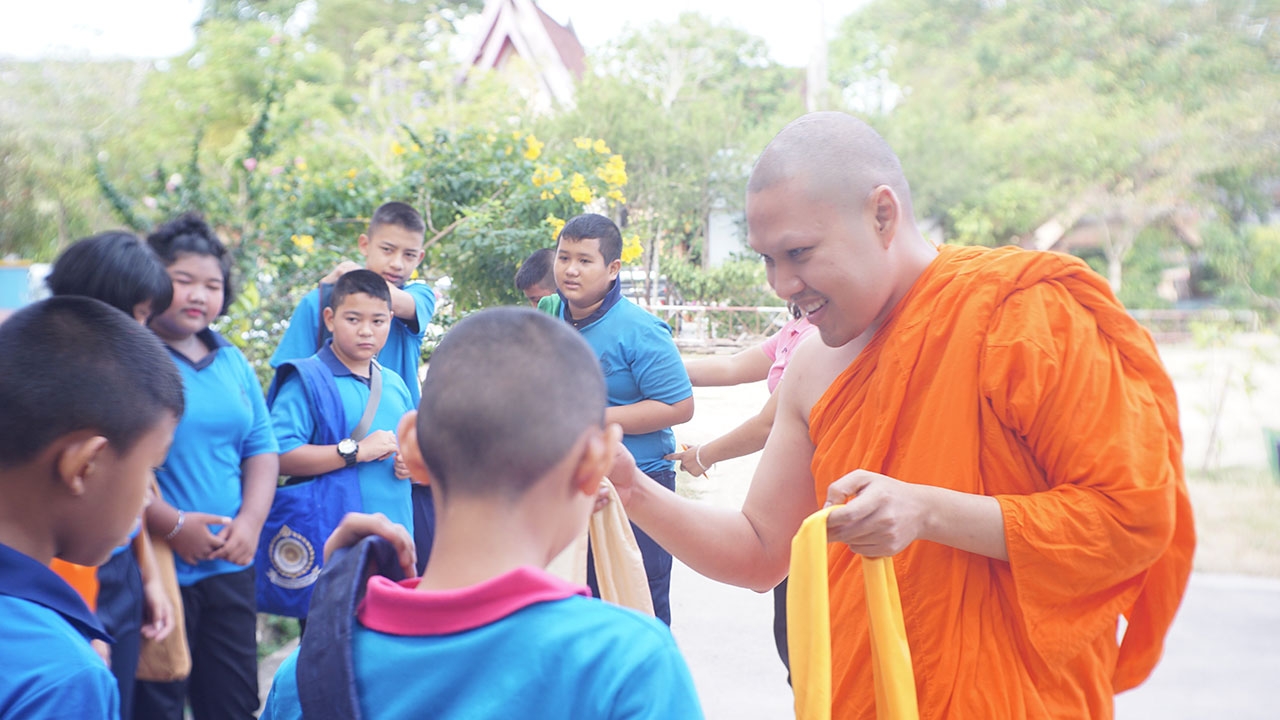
(396, 411, 433, 484)
(870, 185, 900, 246)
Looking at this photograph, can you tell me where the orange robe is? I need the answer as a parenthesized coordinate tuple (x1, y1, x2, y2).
(809, 245, 1195, 719)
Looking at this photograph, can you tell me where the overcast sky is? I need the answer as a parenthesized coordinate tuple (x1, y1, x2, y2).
(0, 0, 870, 67)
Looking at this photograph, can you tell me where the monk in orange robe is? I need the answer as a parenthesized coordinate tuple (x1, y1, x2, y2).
(608, 111, 1194, 718)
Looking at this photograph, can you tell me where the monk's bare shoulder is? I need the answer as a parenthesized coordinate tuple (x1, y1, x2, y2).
(780, 330, 870, 424)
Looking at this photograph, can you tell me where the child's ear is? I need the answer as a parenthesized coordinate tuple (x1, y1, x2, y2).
(56, 433, 110, 497)
(357, 233, 372, 257)
(396, 411, 433, 484)
(322, 306, 336, 333)
(569, 427, 611, 498)
(607, 258, 622, 279)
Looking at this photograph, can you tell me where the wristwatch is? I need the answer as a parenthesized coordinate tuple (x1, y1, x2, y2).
(337, 438, 358, 468)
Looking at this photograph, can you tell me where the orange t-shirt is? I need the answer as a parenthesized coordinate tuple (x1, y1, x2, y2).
(809, 245, 1194, 719)
(49, 558, 99, 611)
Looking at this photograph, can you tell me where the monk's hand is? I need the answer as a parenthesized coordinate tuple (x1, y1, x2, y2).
(824, 469, 927, 558)
(324, 512, 419, 578)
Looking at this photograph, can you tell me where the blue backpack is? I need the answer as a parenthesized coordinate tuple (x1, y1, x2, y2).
(294, 535, 405, 720)
(254, 356, 364, 618)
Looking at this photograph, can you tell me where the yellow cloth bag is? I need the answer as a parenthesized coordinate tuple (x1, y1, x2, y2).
(788, 505, 919, 720)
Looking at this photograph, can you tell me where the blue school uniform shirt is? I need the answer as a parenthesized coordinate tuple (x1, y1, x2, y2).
(260, 567, 703, 720)
(0, 543, 120, 720)
(560, 283, 692, 476)
(269, 343, 416, 534)
(159, 329, 279, 586)
(270, 282, 436, 405)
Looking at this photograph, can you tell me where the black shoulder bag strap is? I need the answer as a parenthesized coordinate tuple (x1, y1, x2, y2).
(296, 535, 406, 720)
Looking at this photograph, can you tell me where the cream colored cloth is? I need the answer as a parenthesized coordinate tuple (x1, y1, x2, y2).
(545, 478, 654, 617)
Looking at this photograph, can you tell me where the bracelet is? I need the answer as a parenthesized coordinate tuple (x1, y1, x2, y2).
(695, 444, 714, 473)
(164, 510, 185, 541)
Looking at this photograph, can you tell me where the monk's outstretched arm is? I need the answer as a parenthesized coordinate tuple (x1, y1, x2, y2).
(613, 373, 820, 592)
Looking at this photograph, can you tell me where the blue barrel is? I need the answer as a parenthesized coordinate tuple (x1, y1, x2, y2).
(0, 261, 32, 310)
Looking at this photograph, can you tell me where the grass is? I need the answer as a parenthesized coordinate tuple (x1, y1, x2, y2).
(1187, 466, 1280, 578)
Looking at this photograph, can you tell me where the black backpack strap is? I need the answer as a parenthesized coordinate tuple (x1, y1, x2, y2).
(296, 536, 406, 720)
(316, 282, 335, 352)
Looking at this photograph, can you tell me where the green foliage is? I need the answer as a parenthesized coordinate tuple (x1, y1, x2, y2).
(1203, 222, 1280, 311)
(662, 255, 775, 307)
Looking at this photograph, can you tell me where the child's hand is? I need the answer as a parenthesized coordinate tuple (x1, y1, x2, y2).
(320, 260, 364, 285)
(169, 511, 233, 566)
(665, 444, 709, 477)
(393, 453, 410, 480)
(210, 513, 265, 566)
(324, 512, 419, 578)
(91, 639, 111, 668)
(357, 430, 399, 463)
(140, 574, 175, 642)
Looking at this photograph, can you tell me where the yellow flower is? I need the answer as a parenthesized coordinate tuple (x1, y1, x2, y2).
(345, 168, 358, 179)
(545, 214, 566, 241)
(620, 234, 643, 264)
(512, 130, 524, 140)
(531, 164, 563, 188)
(607, 188, 627, 204)
(486, 133, 497, 143)
(574, 136, 593, 150)
(541, 190, 553, 200)
(592, 139, 611, 154)
(569, 172, 594, 204)
(391, 141, 406, 156)
(504, 145, 513, 156)
(523, 134, 544, 161)
(596, 154, 628, 187)
(410, 143, 420, 153)
(291, 234, 315, 252)
(294, 158, 308, 171)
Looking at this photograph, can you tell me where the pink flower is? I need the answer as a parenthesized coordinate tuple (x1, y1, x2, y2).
(270, 166, 284, 176)
(243, 158, 258, 172)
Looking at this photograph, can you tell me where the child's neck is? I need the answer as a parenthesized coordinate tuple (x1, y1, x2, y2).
(415, 499, 563, 592)
(0, 476, 54, 564)
(154, 328, 206, 362)
(330, 345, 371, 378)
(567, 295, 606, 321)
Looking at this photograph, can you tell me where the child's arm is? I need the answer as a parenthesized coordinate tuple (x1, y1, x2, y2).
(605, 397, 694, 436)
(385, 281, 437, 332)
(667, 389, 779, 476)
(132, 529, 174, 640)
(278, 430, 399, 476)
(683, 344, 773, 387)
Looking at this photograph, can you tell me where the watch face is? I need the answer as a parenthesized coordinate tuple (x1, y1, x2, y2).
(338, 438, 357, 455)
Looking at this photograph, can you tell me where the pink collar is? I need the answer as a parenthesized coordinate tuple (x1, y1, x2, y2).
(357, 566, 591, 636)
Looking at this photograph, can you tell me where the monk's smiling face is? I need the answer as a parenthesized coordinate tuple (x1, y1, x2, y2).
(747, 177, 900, 348)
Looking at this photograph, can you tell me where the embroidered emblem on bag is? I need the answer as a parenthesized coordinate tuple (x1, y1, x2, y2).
(266, 525, 321, 589)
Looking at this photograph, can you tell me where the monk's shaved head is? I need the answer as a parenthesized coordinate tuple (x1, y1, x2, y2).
(416, 307, 605, 500)
(749, 112, 912, 215)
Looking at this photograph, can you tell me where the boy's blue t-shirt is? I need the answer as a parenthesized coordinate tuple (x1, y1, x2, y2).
(260, 568, 703, 720)
(568, 296, 692, 476)
(159, 329, 279, 586)
(270, 282, 436, 405)
(0, 544, 120, 720)
(270, 344, 416, 533)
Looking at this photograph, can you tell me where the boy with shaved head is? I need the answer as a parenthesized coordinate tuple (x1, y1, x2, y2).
(608, 112, 1194, 718)
(260, 307, 703, 720)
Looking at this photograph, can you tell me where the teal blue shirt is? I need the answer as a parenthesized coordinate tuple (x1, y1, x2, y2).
(270, 344, 416, 534)
(160, 329, 279, 586)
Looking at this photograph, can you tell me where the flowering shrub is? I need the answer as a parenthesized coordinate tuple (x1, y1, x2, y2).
(96, 122, 635, 383)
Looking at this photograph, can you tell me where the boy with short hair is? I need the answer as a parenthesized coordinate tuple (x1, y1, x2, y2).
(0, 297, 185, 720)
(272, 201, 437, 571)
(260, 307, 703, 720)
(553, 213, 693, 625)
(269, 269, 417, 535)
(514, 247, 557, 307)
(272, 201, 436, 402)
